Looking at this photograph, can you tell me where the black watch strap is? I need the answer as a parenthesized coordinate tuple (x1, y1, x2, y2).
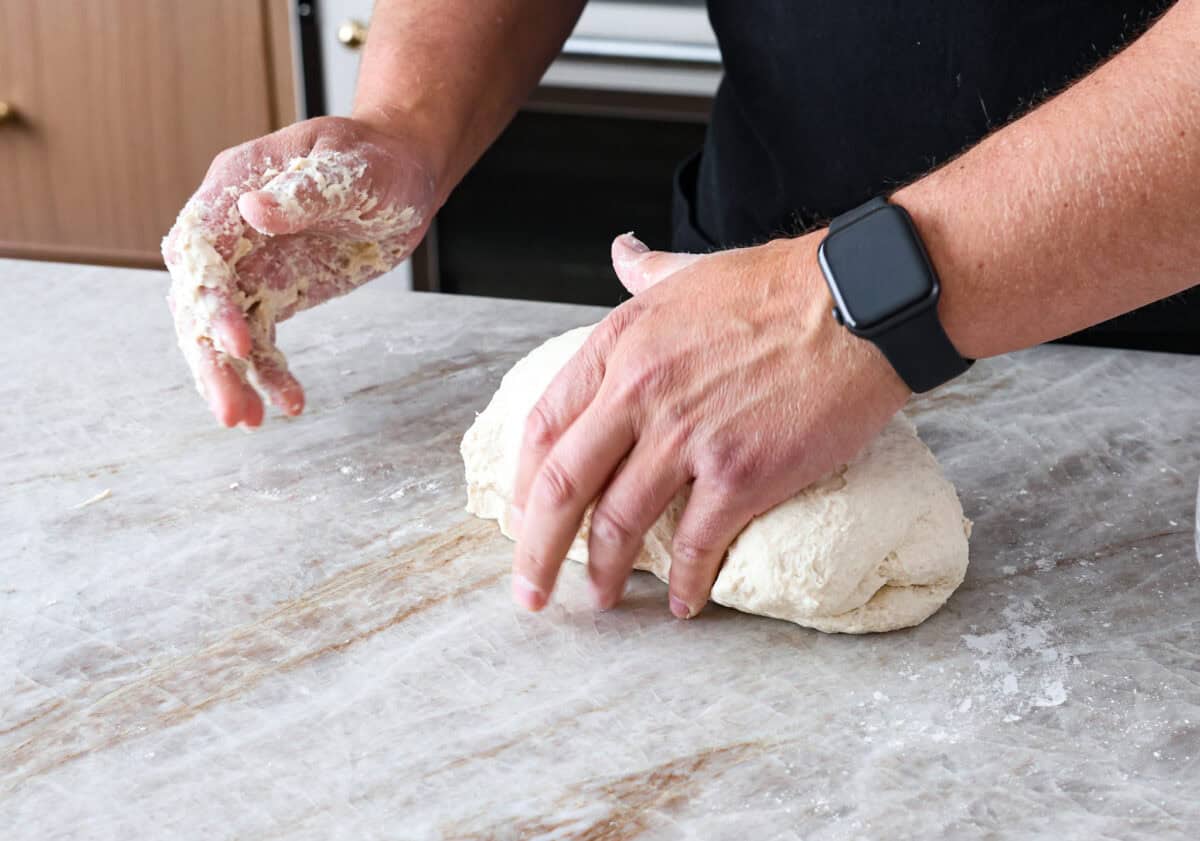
(828, 196, 888, 233)
(870, 306, 973, 393)
(827, 197, 973, 394)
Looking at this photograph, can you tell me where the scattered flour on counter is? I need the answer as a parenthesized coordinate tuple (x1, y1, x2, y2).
(959, 597, 1074, 717)
(328, 461, 444, 503)
(338, 462, 366, 483)
(388, 478, 442, 501)
(1032, 680, 1068, 708)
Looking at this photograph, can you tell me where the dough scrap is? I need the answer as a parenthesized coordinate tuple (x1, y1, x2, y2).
(462, 324, 971, 633)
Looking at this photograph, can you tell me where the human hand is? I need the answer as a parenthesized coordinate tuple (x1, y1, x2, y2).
(163, 116, 435, 427)
(509, 232, 911, 619)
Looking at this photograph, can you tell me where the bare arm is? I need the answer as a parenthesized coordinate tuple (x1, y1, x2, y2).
(895, 0, 1200, 359)
(503, 0, 1200, 619)
(352, 0, 588, 205)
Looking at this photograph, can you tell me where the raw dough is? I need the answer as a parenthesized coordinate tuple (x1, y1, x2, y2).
(462, 324, 971, 633)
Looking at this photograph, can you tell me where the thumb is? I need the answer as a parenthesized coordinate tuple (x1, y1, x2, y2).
(611, 233, 703, 295)
(237, 151, 368, 236)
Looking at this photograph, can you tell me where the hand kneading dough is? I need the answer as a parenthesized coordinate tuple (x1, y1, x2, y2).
(462, 324, 971, 633)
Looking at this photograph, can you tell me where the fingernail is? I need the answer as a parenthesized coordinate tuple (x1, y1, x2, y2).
(508, 505, 523, 539)
(512, 573, 546, 611)
(619, 232, 650, 254)
(669, 595, 694, 620)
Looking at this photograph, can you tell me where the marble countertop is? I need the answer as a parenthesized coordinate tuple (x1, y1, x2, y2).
(2, 257, 1199, 840)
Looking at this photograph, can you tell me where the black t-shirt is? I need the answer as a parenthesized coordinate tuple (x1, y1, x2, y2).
(674, 0, 1190, 350)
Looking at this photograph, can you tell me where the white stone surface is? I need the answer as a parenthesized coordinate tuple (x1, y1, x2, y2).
(2, 258, 1199, 839)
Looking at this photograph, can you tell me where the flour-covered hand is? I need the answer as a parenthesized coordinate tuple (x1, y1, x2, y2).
(163, 116, 435, 426)
(509, 232, 912, 619)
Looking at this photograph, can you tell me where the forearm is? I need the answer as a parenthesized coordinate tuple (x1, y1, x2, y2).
(892, 0, 1200, 360)
(351, 0, 587, 205)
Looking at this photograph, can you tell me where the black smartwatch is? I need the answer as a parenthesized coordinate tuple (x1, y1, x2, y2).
(817, 197, 972, 393)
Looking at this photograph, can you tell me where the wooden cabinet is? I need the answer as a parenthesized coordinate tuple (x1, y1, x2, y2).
(0, 0, 297, 267)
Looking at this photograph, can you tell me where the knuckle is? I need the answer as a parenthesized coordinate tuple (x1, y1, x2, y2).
(589, 506, 637, 548)
(661, 416, 697, 454)
(616, 359, 673, 405)
(671, 535, 714, 569)
(635, 361, 672, 394)
(598, 301, 642, 343)
(535, 457, 579, 510)
(516, 547, 552, 580)
(703, 439, 758, 495)
(208, 144, 243, 175)
(209, 139, 260, 180)
(316, 114, 356, 135)
(523, 402, 560, 451)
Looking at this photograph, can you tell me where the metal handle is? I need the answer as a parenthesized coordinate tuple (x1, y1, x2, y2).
(0, 101, 15, 125)
(337, 19, 368, 49)
(561, 35, 722, 66)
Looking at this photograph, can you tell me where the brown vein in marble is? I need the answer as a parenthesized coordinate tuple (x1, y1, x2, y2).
(343, 352, 501, 401)
(0, 700, 64, 737)
(419, 696, 626, 781)
(0, 518, 499, 793)
(442, 741, 762, 841)
(5, 462, 123, 489)
(253, 702, 627, 840)
(975, 528, 1190, 582)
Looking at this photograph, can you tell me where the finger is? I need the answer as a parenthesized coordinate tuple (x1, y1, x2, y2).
(247, 325, 306, 416)
(237, 151, 368, 236)
(511, 403, 636, 612)
(164, 170, 269, 362)
(195, 342, 264, 428)
(611, 233, 704, 295)
(237, 382, 266, 428)
(585, 440, 688, 609)
(667, 478, 757, 619)
(208, 292, 253, 359)
(510, 308, 638, 534)
(165, 221, 253, 360)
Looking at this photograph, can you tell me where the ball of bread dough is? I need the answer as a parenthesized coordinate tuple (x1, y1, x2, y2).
(462, 324, 970, 633)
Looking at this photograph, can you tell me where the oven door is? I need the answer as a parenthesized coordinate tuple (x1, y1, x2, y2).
(414, 2, 720, 304)
(415, 88, 710, 306)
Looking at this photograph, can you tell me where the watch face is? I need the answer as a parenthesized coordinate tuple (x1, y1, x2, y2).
(820, 206, 936, 331)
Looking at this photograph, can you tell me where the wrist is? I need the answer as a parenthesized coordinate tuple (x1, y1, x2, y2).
(809, 196, 975, 393)
(777, 234, 912, 400)
(350, 101, 456, 208)
(890, 180, 994, 361)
